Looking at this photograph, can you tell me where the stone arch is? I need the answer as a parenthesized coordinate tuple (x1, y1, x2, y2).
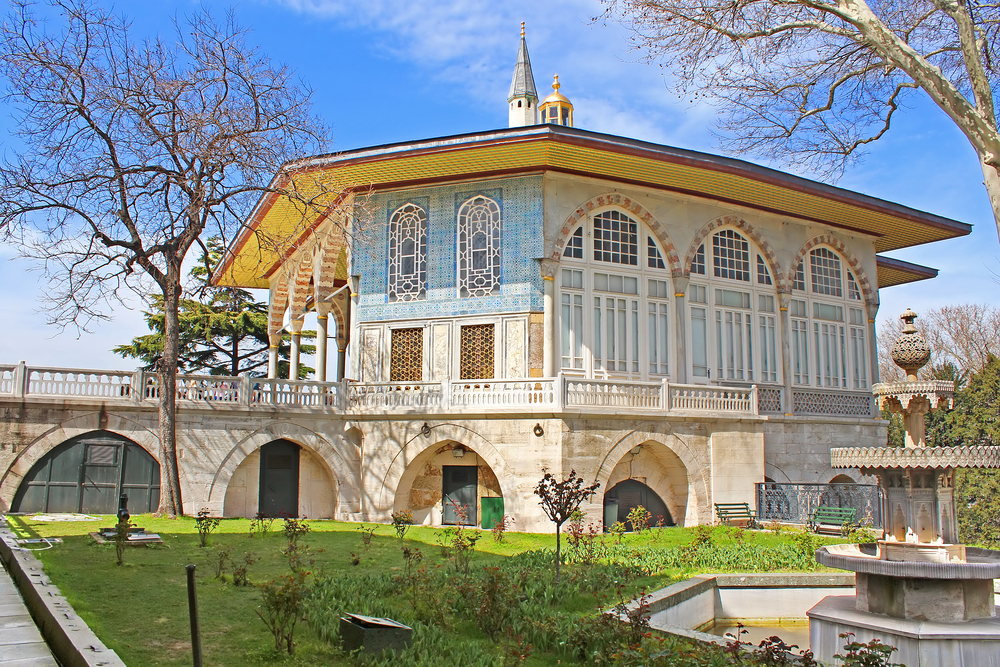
(0, 413, 160, 512)
(553, 193, 682, 276)
(371, 423, 517, 519)
(764, 462, 792, 484)
(313, 237, 343, 303)
(683, 215, 784, 290)
(830, 473, 857, 484)
(786, 234, 876, 307)
(206, 421, 359, 517)
(287, 253, 314, 322)
(267, 276, 289, 336)
(593, 429, 712, 526)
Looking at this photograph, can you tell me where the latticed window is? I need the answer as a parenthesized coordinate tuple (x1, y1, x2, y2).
(810, 247, 843, 296)
(388, 203, 427, 302)
(460, 324, 494, 379)
(792, 261, 806, 291)
(712, 229, 750, 281)
(390, 328, 423, 382)
(458, 196, 501, 297)
(647, 237, 665, 269)
(593, 210, 638, 265)
(848, 272, 861, 300)
(565, 227, 583, 259)
(691, 244, 706, 275)
(756, 255, 772, 285)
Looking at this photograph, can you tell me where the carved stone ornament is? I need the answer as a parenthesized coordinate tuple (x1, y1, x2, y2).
(872, 380, 954, 412)
(831, 445, 1000, 471)
(890, 308, 931, 380)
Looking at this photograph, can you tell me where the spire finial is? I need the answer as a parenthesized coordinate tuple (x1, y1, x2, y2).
(521, 22, 525, 38)
(552, 74, 560, 91)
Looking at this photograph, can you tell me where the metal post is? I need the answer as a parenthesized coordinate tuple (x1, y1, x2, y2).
(186, 565, 203, 667)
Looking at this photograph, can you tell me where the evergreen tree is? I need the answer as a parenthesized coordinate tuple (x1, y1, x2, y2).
(114, 239, 315, 378)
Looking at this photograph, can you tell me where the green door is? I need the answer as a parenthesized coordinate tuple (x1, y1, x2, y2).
(481, 497, 504, 529)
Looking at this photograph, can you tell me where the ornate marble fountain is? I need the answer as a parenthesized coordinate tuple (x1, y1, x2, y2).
(808, 309, 1000, 667)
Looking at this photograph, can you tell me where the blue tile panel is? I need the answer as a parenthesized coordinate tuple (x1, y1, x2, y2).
(356, 175, 544, 322)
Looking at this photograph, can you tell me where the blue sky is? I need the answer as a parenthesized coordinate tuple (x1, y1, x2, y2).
(1, 0, 997, 369)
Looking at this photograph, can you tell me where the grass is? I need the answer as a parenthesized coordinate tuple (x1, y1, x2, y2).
(5, 515, 843, 666)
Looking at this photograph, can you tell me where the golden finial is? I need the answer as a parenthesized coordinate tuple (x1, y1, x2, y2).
(521, 22, 525, 37)
(552, 74, 560, 92)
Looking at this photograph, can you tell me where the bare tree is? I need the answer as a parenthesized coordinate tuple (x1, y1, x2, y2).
(877, 303, 1000, 382)
(603, 0, 1000, 242)
(0, 1, 349, 516)
(534, 470, 601, 581)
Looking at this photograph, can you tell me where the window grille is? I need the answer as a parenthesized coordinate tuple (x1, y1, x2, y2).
(458, 196, 501, 297)
(756, 255, 772, 285)
(460, 324, 494, 379)
(810, 247, 843, 296)
(388, 203, 427, 302)
(593, 210, 638, 265)
(390, 328, 423, 382)
(712, 229, 750, 281)
(647, 237, 665, 269)
(565, 227, 583, 259)
(691, 244, 706, 275)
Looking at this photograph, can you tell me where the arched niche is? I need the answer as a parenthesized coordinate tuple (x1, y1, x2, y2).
(223, 439, 338, 519)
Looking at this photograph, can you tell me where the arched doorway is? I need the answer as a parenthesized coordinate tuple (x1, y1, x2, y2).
(12, 431, 160, 514)
(223, 440, 338, 519)
(393, 441, 505, 528)
(604, 479, 672, 527)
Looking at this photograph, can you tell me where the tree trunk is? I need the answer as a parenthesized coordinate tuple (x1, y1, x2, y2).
(980, 158, 1000, 244)
(156, 276, 184, 517)
(555, 524, 562, 583)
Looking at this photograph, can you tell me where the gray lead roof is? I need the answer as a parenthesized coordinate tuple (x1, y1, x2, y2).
(508, 36, 538, 102)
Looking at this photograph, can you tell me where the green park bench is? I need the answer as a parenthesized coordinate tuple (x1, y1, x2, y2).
(714, 502, 757, 528)
(808, 506, 857, 534)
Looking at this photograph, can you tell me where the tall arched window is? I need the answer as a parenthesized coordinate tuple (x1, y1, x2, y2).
(688, 228, 779, 384)
(789, 247, 868, 389)
(458, 196, 501, 297)
(558, 209, 672, 379)
(388, 203, 427, 302)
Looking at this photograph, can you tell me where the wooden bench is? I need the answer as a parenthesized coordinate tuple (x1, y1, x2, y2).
(714, 502, 757, 528)
(808, 506, 857, 534)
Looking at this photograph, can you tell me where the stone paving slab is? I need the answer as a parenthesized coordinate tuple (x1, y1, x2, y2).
(0, 560, 57, 667)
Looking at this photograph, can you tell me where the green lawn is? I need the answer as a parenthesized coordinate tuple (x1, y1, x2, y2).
(6, 516, 842, 666)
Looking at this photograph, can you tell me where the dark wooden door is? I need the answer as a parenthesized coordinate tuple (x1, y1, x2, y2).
(258, 440, 299, 518)
(442, 465, 477, 525)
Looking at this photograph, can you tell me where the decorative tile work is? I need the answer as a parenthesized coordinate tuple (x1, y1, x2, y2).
(356, 176, 545, 323)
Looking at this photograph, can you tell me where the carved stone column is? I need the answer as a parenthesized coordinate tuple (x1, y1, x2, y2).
(348, 275, 360, 381)
(866, 298, 881, 387)
(315, 302, 330, 382)
(267, 333, 281, 379)
(778, 290, 793, 415)
(539, 259, 558, 377)
(288, 319, 303, 380)
(672, 274, 689, 384)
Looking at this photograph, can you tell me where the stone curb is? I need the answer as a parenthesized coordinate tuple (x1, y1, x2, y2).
(0, 516, 125, 667)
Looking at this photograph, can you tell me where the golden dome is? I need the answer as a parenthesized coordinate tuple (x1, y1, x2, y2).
(541, 75, 571, 105)
(539, 75, 573, 127)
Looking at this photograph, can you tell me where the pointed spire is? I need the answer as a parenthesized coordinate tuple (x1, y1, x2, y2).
(507, 23, 537, 103)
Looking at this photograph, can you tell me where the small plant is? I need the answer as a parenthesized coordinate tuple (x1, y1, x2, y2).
(400, 545, 424, 609)
(114, 518, 133, 566)
(391, 509, 414, 539)
(249, 512, 274, 538)
(471, 567, 518, 640)
(533, 469, 601, 581)
(612, 584, 652, 647)
(491, 514, 514, 543)
(626, 505, 652, 533)
(444, 501, 481, 574)
(845, 524, 878, 544)
(567, 509, 587, 549)
(195, 508, 220, 548)
(282, 517, 310, 547)
(349, 552, 361, 566)
(500, 630, 533, 667)
(213, 545, 232, 580)
(256, 571, 309, 655)
(749, 635, 817, 666)
(609, 520, 627, 544)
(358, 523, 377, 549)
(233, 551, 259, 586)
(834, 632, 903, 667)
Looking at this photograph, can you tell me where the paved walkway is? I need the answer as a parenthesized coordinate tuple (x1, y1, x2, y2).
(0, 556, 57, 667)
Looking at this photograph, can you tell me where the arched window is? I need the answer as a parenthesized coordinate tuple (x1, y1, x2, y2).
(789, 247, 868, 389)
(558, 209, 671, 379)
(458, 196, 501, 297)
(388, 203, 427, 302)
(688, 229, 779, 384)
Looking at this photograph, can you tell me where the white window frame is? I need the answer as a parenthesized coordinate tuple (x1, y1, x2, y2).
(457, 195, 501, 298)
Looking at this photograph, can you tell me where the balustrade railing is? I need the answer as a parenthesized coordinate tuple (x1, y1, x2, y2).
(564, 378, 662, 409)
(756, 482, 881, 526)
(3, 362, 883, 420)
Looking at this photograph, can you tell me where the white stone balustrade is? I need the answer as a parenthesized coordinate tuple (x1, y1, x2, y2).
(5, 362, 890, 419)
